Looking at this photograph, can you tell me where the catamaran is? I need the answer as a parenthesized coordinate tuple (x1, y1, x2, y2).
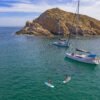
(65, 0, 100, 65)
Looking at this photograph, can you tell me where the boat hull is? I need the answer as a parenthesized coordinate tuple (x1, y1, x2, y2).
(65, 53, 100, 65)
(53, 42, 69, 47)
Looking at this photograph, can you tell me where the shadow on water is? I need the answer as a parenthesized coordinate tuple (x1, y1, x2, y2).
(64, 57, 97, 70)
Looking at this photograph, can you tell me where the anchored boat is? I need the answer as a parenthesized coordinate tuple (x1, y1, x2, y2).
(65, 0, 100, 65)
(66, 52, 100, 65)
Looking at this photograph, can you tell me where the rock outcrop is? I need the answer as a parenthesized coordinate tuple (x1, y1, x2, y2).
(16, 8, 100, 37)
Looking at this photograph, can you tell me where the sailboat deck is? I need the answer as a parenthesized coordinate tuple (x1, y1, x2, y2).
(66, 53, 100, 64)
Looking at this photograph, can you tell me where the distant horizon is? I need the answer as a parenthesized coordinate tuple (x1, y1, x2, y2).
(0, 0, 100, 26)
(0, 26, 23, 27)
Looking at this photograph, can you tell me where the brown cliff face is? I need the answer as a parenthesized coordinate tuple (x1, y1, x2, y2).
(16, 8, 100, 37)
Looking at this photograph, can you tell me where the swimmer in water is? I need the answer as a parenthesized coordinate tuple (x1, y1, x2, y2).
(64, 75, 69, 81)
(48, 80, 52, 84)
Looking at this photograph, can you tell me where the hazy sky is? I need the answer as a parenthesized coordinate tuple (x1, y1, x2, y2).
(0, 0, 100, 26)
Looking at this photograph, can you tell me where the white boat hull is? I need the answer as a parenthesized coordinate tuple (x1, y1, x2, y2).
(66, 53, 100, 65)
(53, 42, 69, 47)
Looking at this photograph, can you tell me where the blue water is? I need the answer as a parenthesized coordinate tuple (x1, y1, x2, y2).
(0, 27, 100, 100)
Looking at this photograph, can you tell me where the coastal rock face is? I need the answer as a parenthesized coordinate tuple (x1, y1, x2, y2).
(16, 8, 100, 37)
(16, 21, 53, 37)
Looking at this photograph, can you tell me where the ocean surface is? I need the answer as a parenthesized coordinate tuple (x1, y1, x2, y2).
(0, 27, 100, 100)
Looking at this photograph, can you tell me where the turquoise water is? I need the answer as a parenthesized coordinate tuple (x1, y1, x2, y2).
(0, 27, 100, 100)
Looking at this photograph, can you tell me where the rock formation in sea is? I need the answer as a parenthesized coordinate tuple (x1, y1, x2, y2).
(16, 8, 100, 37)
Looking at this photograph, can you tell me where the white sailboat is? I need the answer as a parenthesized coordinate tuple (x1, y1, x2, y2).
(53, 19, 69, 48)
(53, 39, 69, 47)
(65, 0, 100, 65)
(66, 52, 100, 64)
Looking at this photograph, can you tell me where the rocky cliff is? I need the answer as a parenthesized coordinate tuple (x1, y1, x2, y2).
(16, 8, 100, 37)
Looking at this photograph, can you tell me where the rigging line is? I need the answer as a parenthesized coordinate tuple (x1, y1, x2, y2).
(66, 7, 78, 47)
(76, 0, 80, 34)
(70, 0, 80, 36)
(66, 0, 80, 51)
(73, 0, 80, 52)
(67, 1, 80, 37)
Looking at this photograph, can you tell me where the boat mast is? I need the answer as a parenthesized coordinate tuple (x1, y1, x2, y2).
(76, 0, 80, 33)
(77, 0, 80, 21)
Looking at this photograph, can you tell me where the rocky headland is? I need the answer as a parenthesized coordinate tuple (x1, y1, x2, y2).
(16, 8, 100, 37)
